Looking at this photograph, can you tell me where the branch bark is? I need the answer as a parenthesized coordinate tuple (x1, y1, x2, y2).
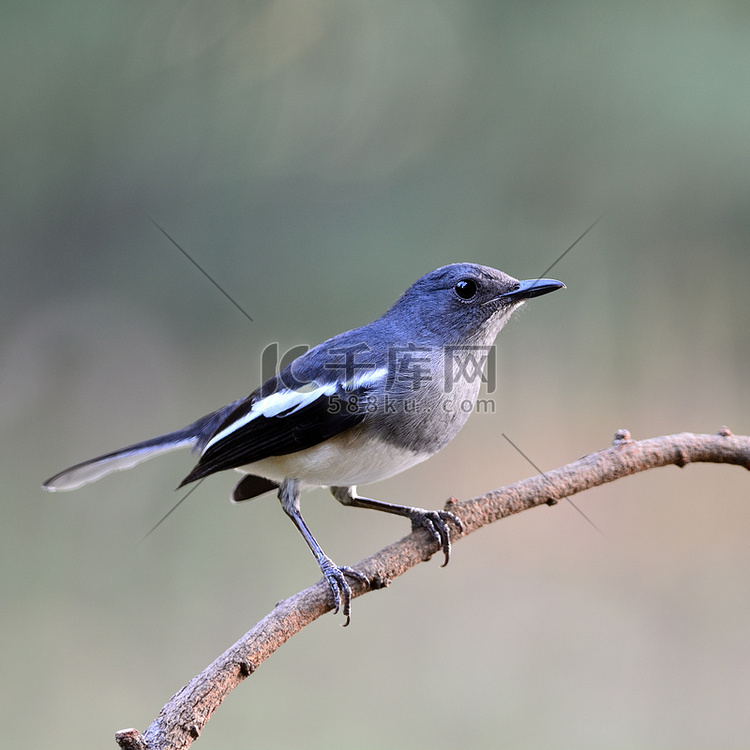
(115, 428, 750, 750)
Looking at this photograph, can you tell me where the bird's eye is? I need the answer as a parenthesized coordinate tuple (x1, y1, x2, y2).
(454, 278, 478, 300)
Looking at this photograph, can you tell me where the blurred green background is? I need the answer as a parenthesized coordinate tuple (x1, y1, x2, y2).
(3, 0, 750, 748)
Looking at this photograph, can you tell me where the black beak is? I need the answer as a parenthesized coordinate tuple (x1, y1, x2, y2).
(499, 277, 565, 303)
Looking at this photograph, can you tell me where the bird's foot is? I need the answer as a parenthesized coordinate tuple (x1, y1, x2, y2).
(408, 508, 464, 566)
(320, 558, 369, 626)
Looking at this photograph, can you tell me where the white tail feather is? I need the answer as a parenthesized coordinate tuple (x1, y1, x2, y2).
(43, 437, 195, 492)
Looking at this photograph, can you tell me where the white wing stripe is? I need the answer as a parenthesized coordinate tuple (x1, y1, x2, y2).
(203, 384, 334, 452)
(346, 366, 388, 389)
(202, 367, 388, 454)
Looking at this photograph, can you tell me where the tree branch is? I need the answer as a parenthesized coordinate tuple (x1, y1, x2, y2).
(115, 428, 750, 750)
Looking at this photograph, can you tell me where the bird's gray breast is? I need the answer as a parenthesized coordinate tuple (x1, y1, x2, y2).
(366, 345, 489, 456)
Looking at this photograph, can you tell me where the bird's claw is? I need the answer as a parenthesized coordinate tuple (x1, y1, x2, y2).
(409, 508, 464, 566)
(320, 560, 369, 626)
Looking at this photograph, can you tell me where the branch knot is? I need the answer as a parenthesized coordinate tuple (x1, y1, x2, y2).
(612, 428, 632, 444)
(115, 728, 148, 750)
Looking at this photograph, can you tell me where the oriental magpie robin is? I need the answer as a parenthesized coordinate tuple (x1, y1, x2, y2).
(43, 263, 564, 623)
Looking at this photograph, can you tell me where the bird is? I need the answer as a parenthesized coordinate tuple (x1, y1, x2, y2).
(43, 263, 564, 623)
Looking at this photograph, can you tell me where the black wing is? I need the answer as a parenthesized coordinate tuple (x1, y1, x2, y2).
(231, 475, 280, 502)
(179, 384, 368, 486)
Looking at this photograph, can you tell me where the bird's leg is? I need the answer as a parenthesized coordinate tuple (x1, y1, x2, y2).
(331, 486, 464, 567)
(278, 479, 368, 625)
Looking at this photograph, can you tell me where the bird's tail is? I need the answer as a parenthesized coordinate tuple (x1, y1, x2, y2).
(42, 404, 239, 492)
(42, 429, 198, 492)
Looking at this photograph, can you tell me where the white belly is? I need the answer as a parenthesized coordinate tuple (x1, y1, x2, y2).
(239, 427, 431, 488)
